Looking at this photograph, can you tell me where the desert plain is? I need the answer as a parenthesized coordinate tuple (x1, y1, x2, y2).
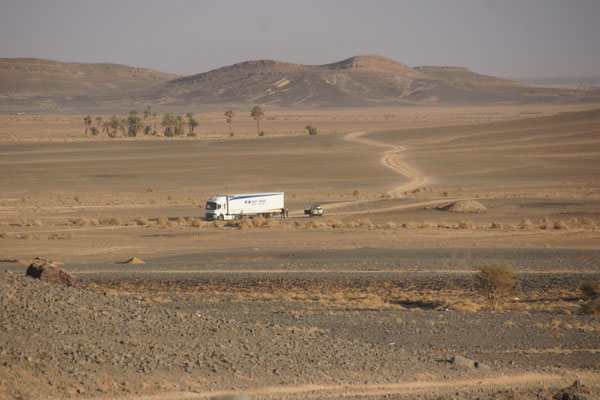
(1, 103, 600, 399)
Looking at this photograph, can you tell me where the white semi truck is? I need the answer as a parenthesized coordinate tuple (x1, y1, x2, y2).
(205, 192, 284, 221)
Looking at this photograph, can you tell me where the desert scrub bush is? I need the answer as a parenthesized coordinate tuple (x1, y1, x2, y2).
(553, 219, 569, 230)
(251, 216, 266, 227)
(352, 190, 360, 196)
(380, 193, 392, 199)
(520, 218, 534, 229)
(177, 217, 188, 226)
(156, 217, 175, 228)
(146, 187, 155, 193)
(239, 218, 254, 230)
(213, 220, 224, 228)
(0, 232, 11, 239)
(326, 218, 345, 229)
(580, 281, 600, 315)
(307, 220, 324, 229)
(19, 233, 33, 240)
(384, 222, 397, 230)
(437, 222, 452, 229)
(491, 221, 504, 230)
(48, 232, 76, 240)
(30, 219, 42, 227)
(101, 216, 122, 226)
(402, 222, 417, 229)
(356, 218, 375, 229)
(421, 221, 437, 229)
(458, 220, 474, 229)
(262, 218, 279, 228)
(136, 217, 150, 226)
(188, 217, 202, 227)
(73, 216, 91, 226)
(305, 124, 318, 135)
(580, 217, 596, 229)
(475, 262, 517, 312)
(540, 216, 552, 230)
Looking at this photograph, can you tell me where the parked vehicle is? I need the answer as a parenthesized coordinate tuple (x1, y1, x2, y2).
(304, 204, 323, 217)
(205, 192, 284, 221)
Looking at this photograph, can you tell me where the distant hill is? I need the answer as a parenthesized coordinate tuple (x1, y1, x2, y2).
(1, 55, 598, 112)
(0, 58, 178, 110)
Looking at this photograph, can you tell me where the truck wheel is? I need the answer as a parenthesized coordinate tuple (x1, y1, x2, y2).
(218, 215, 224, 221)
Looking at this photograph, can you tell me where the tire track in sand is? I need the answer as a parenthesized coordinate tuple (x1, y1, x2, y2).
(125, 372, 566, 399)
(344, 131, 431, 197)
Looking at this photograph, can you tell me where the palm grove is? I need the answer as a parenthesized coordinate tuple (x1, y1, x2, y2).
(84, 105, 317, 138)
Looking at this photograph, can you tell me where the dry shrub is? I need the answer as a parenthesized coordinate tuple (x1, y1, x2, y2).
(553, 219, 569, 230)
(475, 262, 517, 312)
(89, 218, 99, 226)
(20, 234, 33, 240)
(74, 216, 91, 226)
(146, 187, 155, 193)
(225, 220, 238, 228)
(307, 220, 324, 229)
(520, 218, 534, 229)
(402, 222, 417, 229)
(352, 190, 360, 196)
(506, 224, 517, 230)
(156, 217, 169, 228)
(102, 216, 122, 226)
(384, 222, 397, 230)
(580, 281, 600, 315)
(380, 193, 392, 199)
(458, 220, 474, 229)
(177, 217, 188, 226)
(11, 219, 27, 227)
(251, 216, 266, 227)
(293, 220, 304, 228)
(73, 195, 80, 202)
(30, 219, 42, 227)
(540, 216, 552, 230)
(136, 217, 149, 226)
(346, 221, 359, 229)
(188, 217, 202, 227)
(452, 299, 479, 312)
(262, 218, 279, 228)
(326, 218, 345, 229)
(491, 221, 504, 230)
(356, 218, 375, 229)
(48, 232, 75, 240)
(421, 221, 437, 229)
(238, 219, 253, 230)
(437, 222, 452, 229)
(580, 217, 596, 230)
(0, 232, 11, 239)
(213, 220, 224, 228)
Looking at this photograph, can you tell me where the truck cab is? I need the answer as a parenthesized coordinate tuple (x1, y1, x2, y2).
(205, 195, 228, 221)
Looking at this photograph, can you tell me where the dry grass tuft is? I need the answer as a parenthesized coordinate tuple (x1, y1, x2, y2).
(30, 219, 42, 227)
(458, 220, 474, 229)
(380, 193, 392, 199)
(580, 217, 596, 230)
(156, 217, 175, 228)
(553, 219, 569, 230)
(437, 222, 452, 229)
(251, 216, 266, 227)
(188, 217, 202, 227)
(307, 220, 324, 229)
(491, 221, 504, 230)
(74, 216, 91, 226)
(213, 220, 224, 228)
(540, 216, 552, 230)
(262, 218, 279, 228)
(520, 218, 534, 229)
(238, 219, 254, 230)
(421, 221, 437, 229)
(384, 222, 397, 230)
(177, 217, 188, 226)
(0, 232, 11, 239)
(326, 218, 345, 229)
(402, 222, 417, 229)
(356, 218, 375, 229)
(48, 232, 75, 240)
(136, 217, 150, 226)
(146, 187, 155, 193)
(19, 233, 33, 240)
(101, 216, 122, 226)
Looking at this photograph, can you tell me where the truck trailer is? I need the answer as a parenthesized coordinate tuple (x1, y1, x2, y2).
(205, 192, 284, 221)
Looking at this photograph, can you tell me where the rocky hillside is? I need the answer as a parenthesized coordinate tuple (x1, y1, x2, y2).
(1, 55, 598, 112)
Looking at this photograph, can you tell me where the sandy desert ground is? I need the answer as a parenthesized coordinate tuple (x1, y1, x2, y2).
(1, 105, 600, 399)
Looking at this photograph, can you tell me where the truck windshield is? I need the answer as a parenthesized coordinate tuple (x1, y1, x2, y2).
(206, 202, 217, 210)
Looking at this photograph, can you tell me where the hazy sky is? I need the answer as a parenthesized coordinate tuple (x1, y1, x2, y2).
(1, 0, 599, 78)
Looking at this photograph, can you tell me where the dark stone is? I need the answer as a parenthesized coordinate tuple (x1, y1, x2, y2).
(25, 259, 76, 286)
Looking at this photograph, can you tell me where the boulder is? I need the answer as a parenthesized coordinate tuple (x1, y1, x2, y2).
(438, 200, 487, 213)
(26, 259, 76, 286)
(450, 355, 475, 368)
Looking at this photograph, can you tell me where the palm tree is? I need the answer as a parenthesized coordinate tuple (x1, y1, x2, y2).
(250, 105, 264, 136)
(175, 115, 185, 136)
(186, 112, 198, 135)
(143, 105, 153, 133)
(127, 110, 143, 137)
(162, 113, 176, 137)
(83, 115, 93, 136)
(108, 115, 120, 138)
(224, 110, 234, 137)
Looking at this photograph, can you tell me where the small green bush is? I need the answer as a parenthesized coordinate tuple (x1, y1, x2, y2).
(305, 124, 318, 135)
(475, 262, 517, 312)
(581, 281, 600, 315)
